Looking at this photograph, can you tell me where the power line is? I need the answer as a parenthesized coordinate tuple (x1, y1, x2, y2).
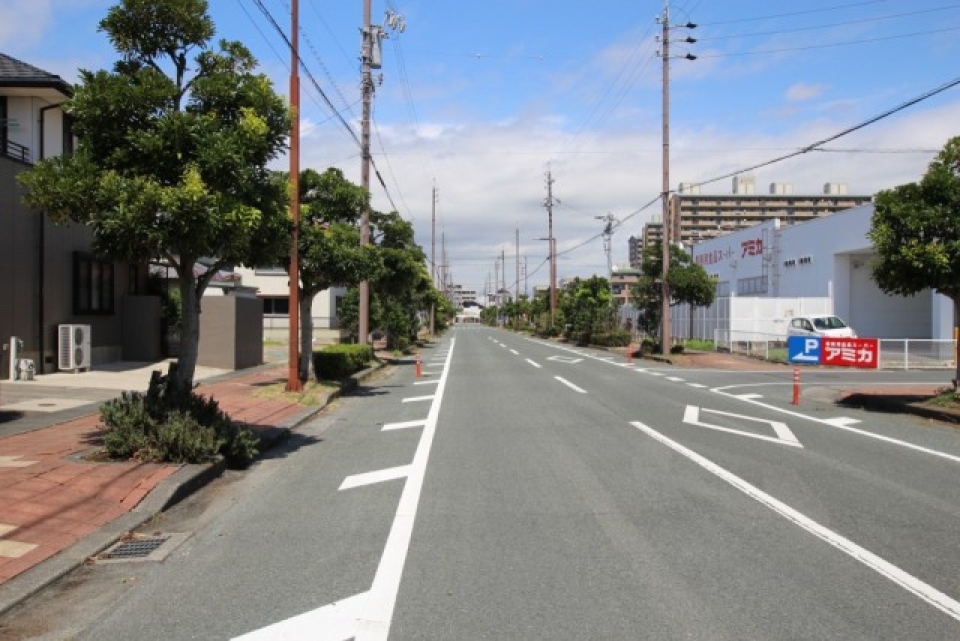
(697, 0, 890, 26)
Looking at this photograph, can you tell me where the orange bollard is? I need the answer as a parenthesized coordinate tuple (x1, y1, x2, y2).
(792, 367, 800, 405)
(415, 353, 422, 378)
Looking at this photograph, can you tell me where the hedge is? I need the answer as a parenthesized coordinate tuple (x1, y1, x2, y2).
(312, 343, 374, 381)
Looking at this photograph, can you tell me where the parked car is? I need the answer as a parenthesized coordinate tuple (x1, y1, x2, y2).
(786, 314, 857, 338)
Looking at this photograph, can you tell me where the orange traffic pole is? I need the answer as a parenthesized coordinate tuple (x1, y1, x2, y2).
(415, 353, 422, 378)
(792, 367, 800, 405)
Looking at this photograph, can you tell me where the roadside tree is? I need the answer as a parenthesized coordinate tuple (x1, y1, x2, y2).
(631, 242, 715, 346)
(869, 135, 960, 386)
(18, 0, 290, 387)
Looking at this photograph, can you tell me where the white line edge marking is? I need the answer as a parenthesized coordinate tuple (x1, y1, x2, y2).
(382, 420, 427, 431)
(413, 380, 439, 386)
(630, 420, 960, 622)
(236, 339, 457, 641)
(510, 349, 519, 355)
(402, 395, 434, 403)
(666, 376, 685, 382)
(526, 359, 542, 369)
(340, 465, 412, 490)
(688, 383, 707, 388)
(822, 417, 861, 427)
(555, 376, 587, 394)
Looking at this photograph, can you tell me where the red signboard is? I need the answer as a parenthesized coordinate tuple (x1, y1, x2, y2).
(821, 338, 879, 368)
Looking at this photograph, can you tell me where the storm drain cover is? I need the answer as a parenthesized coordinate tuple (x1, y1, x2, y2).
(104, 536, 167, 559)
(97, 533, 188, 563)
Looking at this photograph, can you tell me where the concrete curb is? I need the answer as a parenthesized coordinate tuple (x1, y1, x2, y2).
(0, 359, 389, 616)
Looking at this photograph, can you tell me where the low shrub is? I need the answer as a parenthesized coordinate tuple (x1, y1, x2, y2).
(670, 344, 685, 354)
(99, 363, 258, 468)
(591, 329, 631, 347)
(312, 343, 374, 381)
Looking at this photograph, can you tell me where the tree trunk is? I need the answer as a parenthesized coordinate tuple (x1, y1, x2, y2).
(299, 292, 313, 382)
(177, 263, 200, 388)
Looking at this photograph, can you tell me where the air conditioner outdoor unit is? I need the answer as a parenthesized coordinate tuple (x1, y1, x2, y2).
(58, 324, 91, 371)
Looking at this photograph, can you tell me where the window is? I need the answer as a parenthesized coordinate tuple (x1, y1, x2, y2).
(262, 297, 290, 315)
(255, 265, 287, 276)
(74, 252, 114, 314)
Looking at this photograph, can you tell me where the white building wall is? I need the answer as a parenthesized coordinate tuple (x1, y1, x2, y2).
(688, 204, 951, 340)
(234, 266, 346, 336)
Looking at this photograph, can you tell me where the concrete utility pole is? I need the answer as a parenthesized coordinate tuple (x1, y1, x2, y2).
(515, 227, 520, 301)
(543, 170, 558, 327)
(596, 213, 616, 279)
(358, 0, 373, 345)
(359, 6, 405, 344)
(656, 0, 696, 356)
(430, 182, 436, 335)
(286, 0, 302, 392)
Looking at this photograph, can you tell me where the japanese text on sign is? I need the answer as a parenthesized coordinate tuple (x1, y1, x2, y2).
(821, 338, 878, 368)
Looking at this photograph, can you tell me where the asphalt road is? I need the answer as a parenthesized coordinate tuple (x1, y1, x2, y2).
(5, 326, 960, 640)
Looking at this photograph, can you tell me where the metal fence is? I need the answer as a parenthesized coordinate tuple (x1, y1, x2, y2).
(714, 329, 957, 370)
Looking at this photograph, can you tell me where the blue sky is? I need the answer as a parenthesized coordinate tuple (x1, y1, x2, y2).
(3, 0, 960, 294)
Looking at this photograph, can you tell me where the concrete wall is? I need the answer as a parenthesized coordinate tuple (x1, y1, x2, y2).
(198, 296, 263, 370)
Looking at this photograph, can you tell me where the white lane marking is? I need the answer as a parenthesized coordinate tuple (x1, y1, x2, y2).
(526, 359, 542, 369)
(735, 393, 763, 400)
(666, 376, 685, 382)
(237, 339, 456, 641)
(630, 420, 960, 622)
(687, 383, 708, 389)
(713, 390, 960, 465)
(555, 376, 587, 394)
(510, 349, 519, 355)
(547, 355, 583, 364)
(682, 406, 801, 448)
(413, 380, 439, 386)
(382, 420, 427, 431)
(500, 343, 508, 348)
(340, 465, 412, 490)
(822, 417, 862, 427)
(648, 372, 665, 377)
(402, 395, 434, 404)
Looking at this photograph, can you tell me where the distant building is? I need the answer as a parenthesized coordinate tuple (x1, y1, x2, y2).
(610, 266, 640, 306)
(641, 176, 872, 251)
(448, 284, 478, 307)
(627, 235, 642, 269)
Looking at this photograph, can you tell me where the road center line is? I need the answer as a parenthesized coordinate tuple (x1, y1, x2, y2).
(526, 359, 542, 369)
(555, 376, 587, 394)
(630, 420, 960, 622)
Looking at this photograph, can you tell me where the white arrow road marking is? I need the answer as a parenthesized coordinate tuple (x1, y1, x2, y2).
(382, 420, 427, 431)
(547, 355, 583, 364)
(236, 339, 456, 641)
(402, 395, 434, 404)
(526, 359, 542, 369)
(631, 420, 960, 622)
(555, 376, 587, 394)
(340, 465, 412, 490)
(682, 406, 801, 448)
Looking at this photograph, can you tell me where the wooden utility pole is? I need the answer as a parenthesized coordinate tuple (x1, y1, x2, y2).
(286, 0, 302, 391)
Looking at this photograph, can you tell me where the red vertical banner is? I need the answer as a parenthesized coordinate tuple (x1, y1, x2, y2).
(821, 338, 879, 368)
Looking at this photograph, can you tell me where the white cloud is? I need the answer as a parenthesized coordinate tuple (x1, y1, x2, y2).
(786, 83, 826, 102)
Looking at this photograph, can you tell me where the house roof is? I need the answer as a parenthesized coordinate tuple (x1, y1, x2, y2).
(0, 52, 72, 98)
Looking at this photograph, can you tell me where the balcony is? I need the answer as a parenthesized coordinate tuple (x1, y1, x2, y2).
(2, 138, 31, 164)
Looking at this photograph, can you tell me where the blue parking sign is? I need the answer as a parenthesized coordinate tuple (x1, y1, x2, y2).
(788, 336, 821, 364)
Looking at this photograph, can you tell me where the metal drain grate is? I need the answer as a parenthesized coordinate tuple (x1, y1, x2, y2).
(103, 536, 168, 559)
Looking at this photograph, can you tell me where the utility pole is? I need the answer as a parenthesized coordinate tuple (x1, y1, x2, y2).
(515, 227, 520, 301)
(359, 6, 405, 344)
(358, 0, 373, 346)
(286, 0, 302, 392)
(430, 182, 436, 335)
(656, 0, 696, 356)
(543, 170, 558, 327)
(595, 213, 616, 279)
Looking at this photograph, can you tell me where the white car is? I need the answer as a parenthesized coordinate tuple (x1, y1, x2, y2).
(787, 314, 857, 338)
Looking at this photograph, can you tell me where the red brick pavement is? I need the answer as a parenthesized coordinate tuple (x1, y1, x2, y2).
(0, 367, 315, 586)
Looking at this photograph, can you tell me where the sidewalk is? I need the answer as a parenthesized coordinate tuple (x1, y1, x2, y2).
(0, 356, 386, 616)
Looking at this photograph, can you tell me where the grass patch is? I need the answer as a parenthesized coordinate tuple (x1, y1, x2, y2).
(252, 379, 339, 406)
(263, 339, 286, 347)
(682, 338, 715, 351)
(928, 386, 960, 408)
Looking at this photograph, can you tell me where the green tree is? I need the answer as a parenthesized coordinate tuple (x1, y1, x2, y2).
(293, 168, 379, 380)
(18, 0, 290, 386)
(869, 135, 960, 385)
(559, 275, 613, 345)
(631, 241, 715, 343)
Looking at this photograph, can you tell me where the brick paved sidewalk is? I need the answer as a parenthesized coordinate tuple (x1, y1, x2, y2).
(0, 366, 322, 589)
